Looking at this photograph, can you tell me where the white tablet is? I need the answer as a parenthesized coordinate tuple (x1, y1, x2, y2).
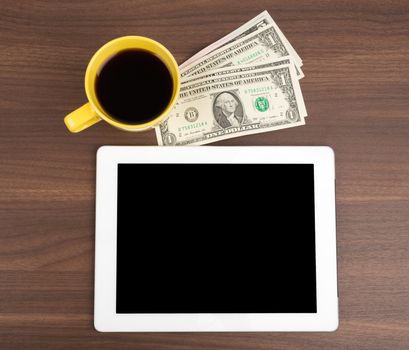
(94, 146, 338, 332)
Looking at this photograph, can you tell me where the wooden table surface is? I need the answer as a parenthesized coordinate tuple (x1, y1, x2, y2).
(1, 0, 409, 349)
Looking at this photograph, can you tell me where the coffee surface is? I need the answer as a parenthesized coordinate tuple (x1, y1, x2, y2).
(95, 49, 174, 124)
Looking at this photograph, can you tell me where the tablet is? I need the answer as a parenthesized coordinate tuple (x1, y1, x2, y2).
(94, 146, 338, 332)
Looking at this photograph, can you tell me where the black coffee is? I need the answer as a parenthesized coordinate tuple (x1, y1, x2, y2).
(95, 49, 174, 124)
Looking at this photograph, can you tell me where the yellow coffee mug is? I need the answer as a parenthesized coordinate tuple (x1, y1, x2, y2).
(64, 36, 180, 132)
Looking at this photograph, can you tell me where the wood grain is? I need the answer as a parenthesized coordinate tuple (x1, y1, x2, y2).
(1, 0, 409, 349)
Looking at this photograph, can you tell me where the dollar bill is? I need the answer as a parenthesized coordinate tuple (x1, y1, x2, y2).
(180, 59, 307, 118)
(180, 24, 303, 80)
(156, 64, 305, 146)
(180, 10, 302, 69)
(182, 58, 290, 84)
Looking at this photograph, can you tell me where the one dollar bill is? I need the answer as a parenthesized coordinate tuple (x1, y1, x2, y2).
(180, 10, 302, 69)
(156, 64, 305, 146)
(182, 59, 291, 85)
(181, 59, 307, 118)
(180, 24, 303, 80)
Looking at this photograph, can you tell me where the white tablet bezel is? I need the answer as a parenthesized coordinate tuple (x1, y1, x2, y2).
(94, 146, 338, 332)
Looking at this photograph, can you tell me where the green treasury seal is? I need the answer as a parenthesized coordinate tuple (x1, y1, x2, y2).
(255, 96, 269, 112)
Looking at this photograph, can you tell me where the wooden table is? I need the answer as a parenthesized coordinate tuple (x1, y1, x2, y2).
(1, 0, 408, 349)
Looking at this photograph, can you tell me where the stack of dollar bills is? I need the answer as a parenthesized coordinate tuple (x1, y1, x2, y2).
(156, 11, 306, 146)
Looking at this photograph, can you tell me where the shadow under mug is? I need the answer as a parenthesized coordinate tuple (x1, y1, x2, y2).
(64, 36, 180, 133)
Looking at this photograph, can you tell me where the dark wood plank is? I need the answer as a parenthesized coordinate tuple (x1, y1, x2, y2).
(1, 0, 409, 349)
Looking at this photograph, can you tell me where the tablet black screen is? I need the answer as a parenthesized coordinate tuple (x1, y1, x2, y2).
(116, 164, 316, 313)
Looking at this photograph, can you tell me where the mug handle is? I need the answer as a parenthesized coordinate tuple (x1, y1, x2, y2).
(64, 103, 101, 133)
